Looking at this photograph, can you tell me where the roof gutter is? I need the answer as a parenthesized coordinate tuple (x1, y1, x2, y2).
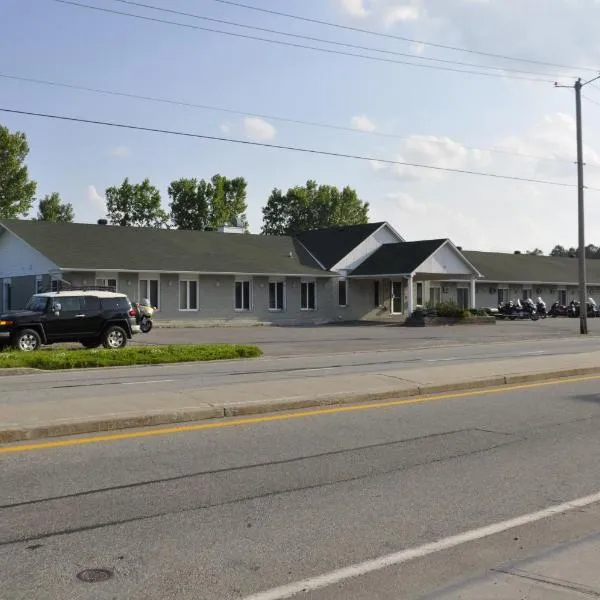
(58, 268, 335, 278)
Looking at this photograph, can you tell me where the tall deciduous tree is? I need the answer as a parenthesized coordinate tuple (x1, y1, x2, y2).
(261, 180, 369, 235)
(105, 178, 167, 228)
(0, 125, 37, 218)
(36, 192, 74, 223)
(168, 174, 248, 230)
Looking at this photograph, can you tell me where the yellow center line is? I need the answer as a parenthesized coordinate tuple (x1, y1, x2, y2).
(2, 374, 600, 455)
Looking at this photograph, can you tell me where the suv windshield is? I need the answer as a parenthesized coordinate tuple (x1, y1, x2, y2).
(25, 296, 49, 312)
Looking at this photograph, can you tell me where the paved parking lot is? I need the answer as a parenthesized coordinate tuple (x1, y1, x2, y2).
(142, 318, 600, 356)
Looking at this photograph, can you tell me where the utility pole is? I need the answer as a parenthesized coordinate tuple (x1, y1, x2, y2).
(556, 74, 600, 335)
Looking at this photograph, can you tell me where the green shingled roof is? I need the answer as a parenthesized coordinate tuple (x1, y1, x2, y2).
(463, 250, 600, 285)
(295, 222, 388, 269)
(0, 220, 330, 276)
(351, 240, 448, 276)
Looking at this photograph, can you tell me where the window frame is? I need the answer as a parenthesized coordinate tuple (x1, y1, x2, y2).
(234, 279, 253, 312)
(139, 276, 160, 309)
(300, 279, 317, 311)
(268, 279, 285, 312)
(96, 277, 118, 291)
(338, 279, 348, 307)
(416, 282, 423, 306)
(179, 277, 199, 311)
(374, 280, 381, 308)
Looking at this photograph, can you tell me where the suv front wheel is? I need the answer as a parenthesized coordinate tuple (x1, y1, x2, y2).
(102, 326, 127, 349)
(13, 329, 42, 352)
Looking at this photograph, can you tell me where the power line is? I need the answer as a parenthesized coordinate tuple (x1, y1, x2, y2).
(208, 0, 599, 74)
(1, 72, 587, 166)
(50, 0, 555, 84)
(107, 0, 566, 79)
(0, 106, 588, 189)
(583, 94, 600, 108)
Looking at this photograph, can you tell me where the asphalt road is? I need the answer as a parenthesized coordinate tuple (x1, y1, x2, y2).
(2, 333, 600, 405)
(3, 377, 600, 599)
(142, 317, 600, 355)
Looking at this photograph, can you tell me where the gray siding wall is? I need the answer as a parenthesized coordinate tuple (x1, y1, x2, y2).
(152, 274, 336, 323)
(337, 279, 390, 321)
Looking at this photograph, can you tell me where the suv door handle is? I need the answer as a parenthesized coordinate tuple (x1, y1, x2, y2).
(75, 314, 86, 318)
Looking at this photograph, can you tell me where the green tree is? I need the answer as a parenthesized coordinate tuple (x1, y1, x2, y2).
(550, 245, 567, 257)
(168, 178, 210, 230)
(0, 125, 37, 218)
(168, 174, 248, 230)
(36, 192, 74, 223)
(105, 178, 167, 228)
(526, 248, 544, 256)
(261, 180, 369, 235)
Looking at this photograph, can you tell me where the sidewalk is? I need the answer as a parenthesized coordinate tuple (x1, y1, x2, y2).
(2, 351, 600, 443)
(428, 532, 600, 599)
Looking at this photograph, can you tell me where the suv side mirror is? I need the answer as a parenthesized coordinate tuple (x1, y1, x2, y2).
(52, 302, 62, 314)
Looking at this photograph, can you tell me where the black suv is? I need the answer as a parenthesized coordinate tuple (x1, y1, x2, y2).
(0, 291, 140, 351)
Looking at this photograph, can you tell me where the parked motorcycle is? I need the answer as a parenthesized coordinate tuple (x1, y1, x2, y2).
(548, 301, 569, 317)
(132, 298, 156, 333)
(497, 299, 539, 321)
(567, 299, 600, 318)
(536, 297, 547, 319)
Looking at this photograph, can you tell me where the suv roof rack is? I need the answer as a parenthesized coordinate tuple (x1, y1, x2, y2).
(38, 283, 118, 293)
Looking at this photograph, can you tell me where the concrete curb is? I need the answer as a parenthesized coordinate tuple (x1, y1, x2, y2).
(2, 367, 600, 444)
(0, 368, 41, 377)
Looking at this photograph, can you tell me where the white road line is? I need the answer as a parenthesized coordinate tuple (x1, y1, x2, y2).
(121, 379, 174, 386)
(242, 490, 600, 600)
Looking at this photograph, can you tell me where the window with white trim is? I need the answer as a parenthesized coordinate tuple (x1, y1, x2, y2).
(235, 280, 252, 311)
(139, 278, 159, 308)
(96, 277, 117, 291)
(268, 280, 285, 311)
(179, 279, 198, 311)
(35, 276, 43, 294)
(559, 289, 567, 305)
(301, 281, 316, 310)
(338, 279, 348, 307)
(416, 282, 423, 306)
(522, 288, 533, 301)
(497, 288, 509, 305)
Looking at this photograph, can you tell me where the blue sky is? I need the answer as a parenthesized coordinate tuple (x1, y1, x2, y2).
(3, 0, 600, 251)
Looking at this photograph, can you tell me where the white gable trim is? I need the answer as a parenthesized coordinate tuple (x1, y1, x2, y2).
(413, 240, 481, 277)
(331, 222, 404, 273)
(0, 225, 59, 278)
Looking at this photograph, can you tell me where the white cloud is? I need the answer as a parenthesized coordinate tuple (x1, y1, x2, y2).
(87, 185, 106, 214)
(243, 117, 276, 142)
(351, 114, 377, 132)
(110, 145, 132, 158)
(220, 123, 231, 134)
(384, 4, 420, 26)
(369, 113, 600, 252)
(340, 0, 369, 17)
(382, 135, 491, 182)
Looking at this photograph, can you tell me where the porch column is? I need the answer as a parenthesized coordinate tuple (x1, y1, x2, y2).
(407, 274, 414, 314)
(470, 277, 477, 309)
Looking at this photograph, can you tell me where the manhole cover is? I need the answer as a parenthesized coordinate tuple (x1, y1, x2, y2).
(76, 568, 113, 583)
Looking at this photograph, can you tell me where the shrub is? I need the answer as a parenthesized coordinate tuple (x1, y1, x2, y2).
(435, 301, 465, 318)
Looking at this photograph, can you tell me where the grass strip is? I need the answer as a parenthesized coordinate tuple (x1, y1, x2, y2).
(0, 344, 262, 370)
